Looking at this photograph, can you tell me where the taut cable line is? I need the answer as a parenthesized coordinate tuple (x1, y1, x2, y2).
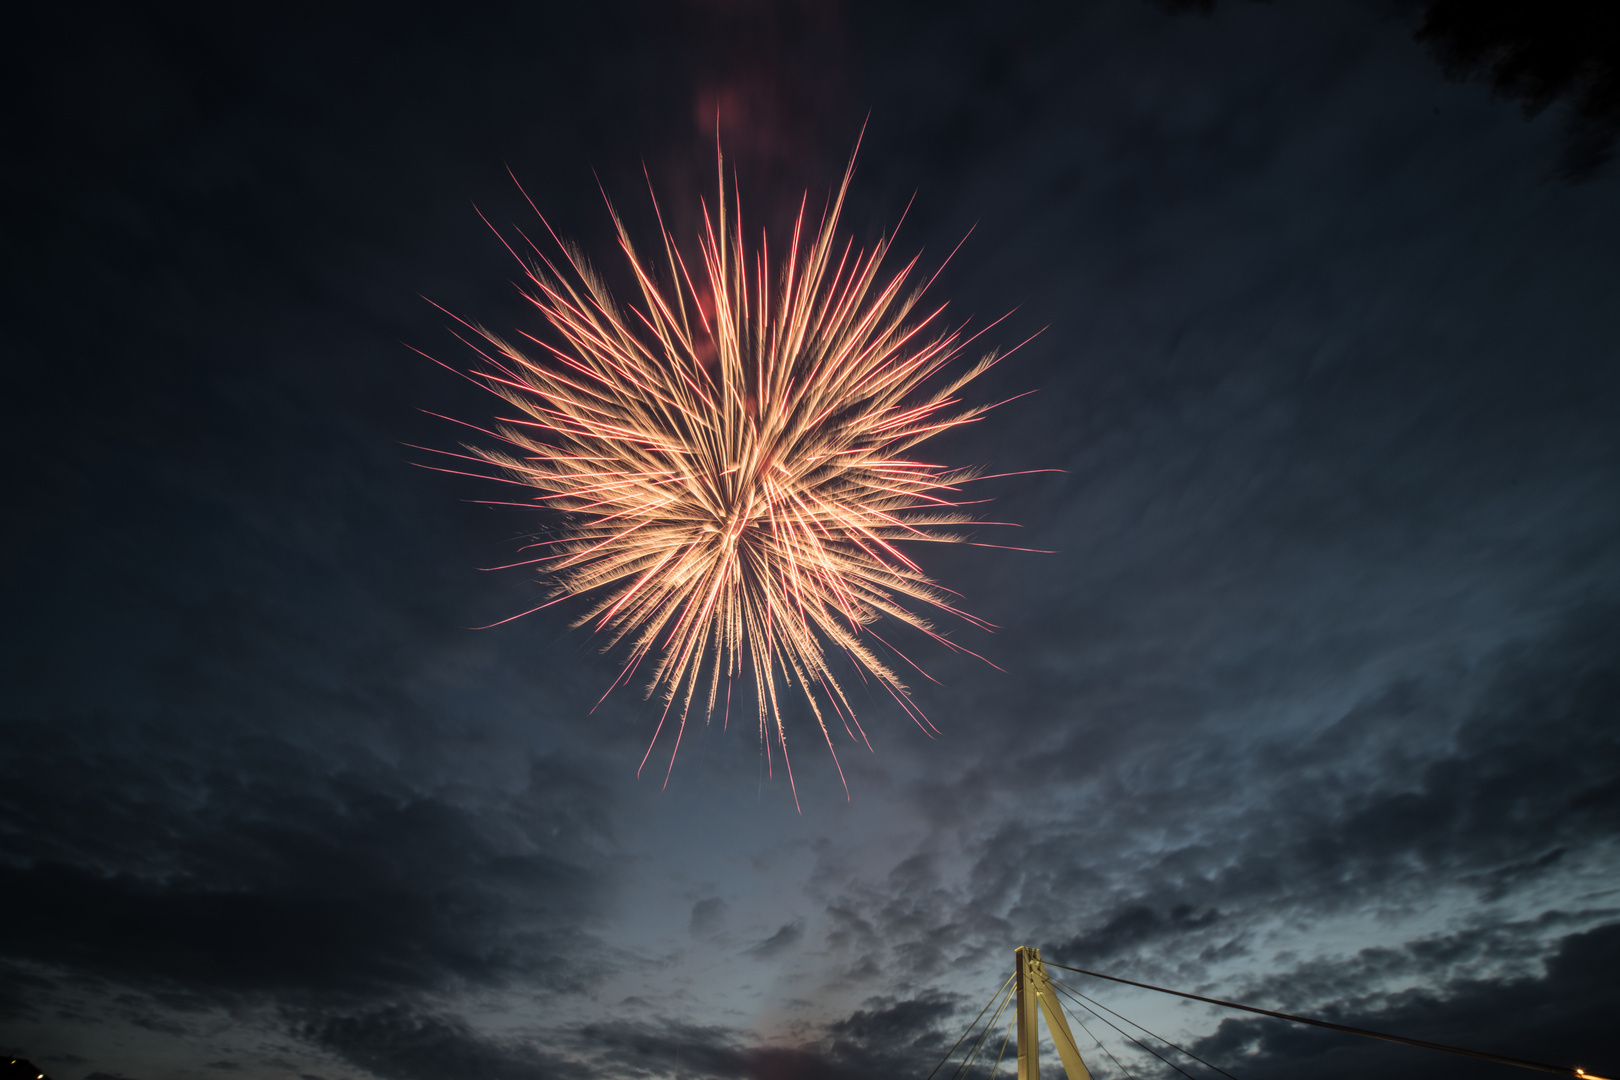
(1047, 979, 1211, 1080)
(1049, 978, 1239, 1080)
(1059, 994, 1141, 1080)
(926, 974, 1016, 1080)
(954, 980, 1020, 1080)
(1042, 959, 1610, 1080)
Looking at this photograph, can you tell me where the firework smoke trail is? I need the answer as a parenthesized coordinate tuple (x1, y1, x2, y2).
(431, 143, 1043, 804)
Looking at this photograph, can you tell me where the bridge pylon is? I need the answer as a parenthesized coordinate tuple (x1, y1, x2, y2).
(1015, 946, 1092, 1080)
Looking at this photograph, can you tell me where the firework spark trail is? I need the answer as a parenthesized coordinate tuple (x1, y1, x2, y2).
(437, 143, 1046, 803)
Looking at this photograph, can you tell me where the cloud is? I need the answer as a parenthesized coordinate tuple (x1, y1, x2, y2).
(743, 921, 805, 960)
(690, 897, 728, 937)
(1032, 604, 1620, 968)
(307, 1007, 583, 1080)
(796, 603, 1620, 1006)
(578, 1019, 763, 1080)
(580, 994, 965, 1080)
(1055, 905, 1225, 966)
(1187, 922, 1620, 1080)
(824, 992, 961, 1064)
(0, 724, 614, 1001)
(0, 965, 52, 1022)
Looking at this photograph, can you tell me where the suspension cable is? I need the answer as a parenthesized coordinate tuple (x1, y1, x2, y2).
(1045, 975, 1118, 1080)
(988, 1009, 1017, 1080)
(1063, 993, 1140, 1080)
(954, 978, 1018, 1080)
(1043, 960, 1610, 1080)
(1050, 980, 1201, 1080)
(1053, 978, 1240, 1080)
(926, 973, 1017, 1080)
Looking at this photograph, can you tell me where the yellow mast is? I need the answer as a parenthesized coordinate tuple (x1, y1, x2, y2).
(1015, 946, 1092, 1080)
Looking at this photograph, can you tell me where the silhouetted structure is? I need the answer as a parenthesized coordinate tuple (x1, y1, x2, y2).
(1155, 0, 1620, 180)
(1418, 0, 1619, 179)
(3, 1059, 52, 1080)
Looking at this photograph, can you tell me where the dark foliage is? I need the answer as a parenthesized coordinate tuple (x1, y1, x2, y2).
(1158, 0, 1620, 179)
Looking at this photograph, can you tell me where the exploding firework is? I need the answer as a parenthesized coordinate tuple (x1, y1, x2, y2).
(432, 144, 1039, 800)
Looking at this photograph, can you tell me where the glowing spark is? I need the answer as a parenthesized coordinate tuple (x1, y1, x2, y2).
(439, 144, 1043, 800)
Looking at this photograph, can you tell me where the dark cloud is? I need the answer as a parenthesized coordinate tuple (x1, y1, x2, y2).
(0, 719, 613, 1000)
(804, 602, 1620, 1001)
(1187, 922, 1620, 1080)
(0, 966, 52, 1023)
(579, 1020, 764, 1080)
(1039, 603, 1620, 969)
(743, 921, 806, 960)
(1215, 910, 1614, 1017)
(1056, 906, 1224, 966)
(307, 1007, 582, 1080)
(824, 992, 962, 1066)
(580, 995, 963, 1080)
(690, 898, 728, 938)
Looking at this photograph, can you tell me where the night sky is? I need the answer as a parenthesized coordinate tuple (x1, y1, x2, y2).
(3, 2, 1618, 1079)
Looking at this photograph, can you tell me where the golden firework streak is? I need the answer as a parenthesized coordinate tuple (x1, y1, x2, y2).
(430, 142, 1047, 803)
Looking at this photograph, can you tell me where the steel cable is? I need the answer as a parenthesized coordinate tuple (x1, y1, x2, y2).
(1050, 980, 1201, 1080)
(926, 974, 1017, 1080)
(1052, 978, 1240, 1080)
(1043, 960, 1605, 1080)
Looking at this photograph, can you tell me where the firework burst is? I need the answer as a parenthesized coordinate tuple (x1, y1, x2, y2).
(432, 145, 1040, 801)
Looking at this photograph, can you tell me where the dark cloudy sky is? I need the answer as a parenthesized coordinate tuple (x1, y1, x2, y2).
(3, 2, 1618, 1079)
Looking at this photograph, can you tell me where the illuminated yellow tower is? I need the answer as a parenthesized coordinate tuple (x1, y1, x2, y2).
(1015, 946, 1092, 1080)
